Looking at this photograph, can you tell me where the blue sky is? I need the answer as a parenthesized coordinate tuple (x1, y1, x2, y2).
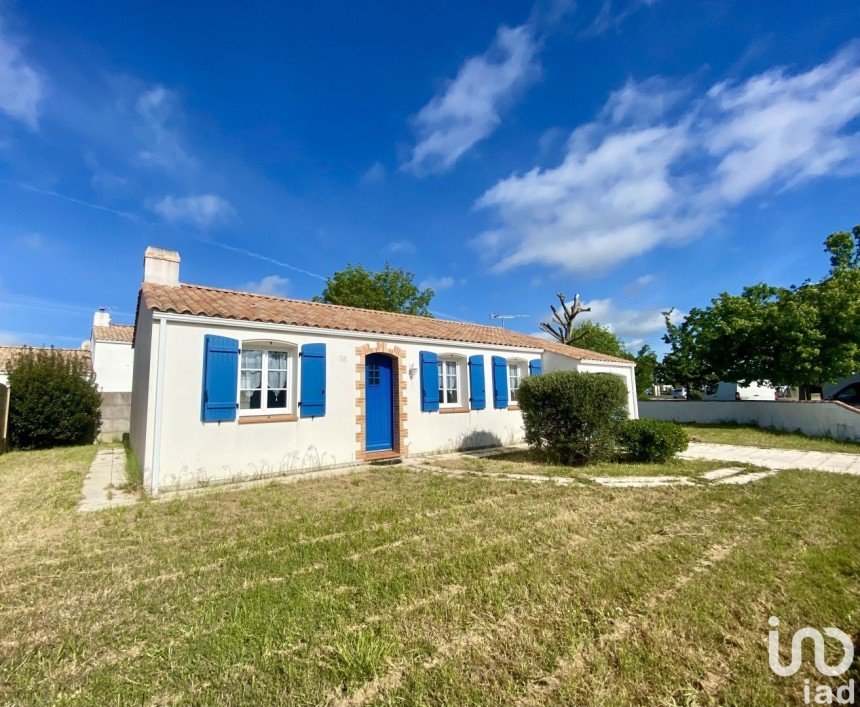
(0, 1, 858, 354)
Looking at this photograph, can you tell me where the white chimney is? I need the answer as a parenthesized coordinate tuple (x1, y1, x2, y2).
(93, 308, 111, 328)
(144, 246, 181, 286)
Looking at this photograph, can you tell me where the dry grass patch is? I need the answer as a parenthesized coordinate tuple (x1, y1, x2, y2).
(0, 447, 858, 705)
(425, 448, 759, 480)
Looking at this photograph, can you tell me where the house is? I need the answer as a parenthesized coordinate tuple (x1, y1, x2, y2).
(91, 310, 134, 392)
(130, 247, 637, 493)
(90, 310, 135, 441)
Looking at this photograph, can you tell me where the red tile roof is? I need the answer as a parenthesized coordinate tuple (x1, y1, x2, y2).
(92, 325, 134, 343)
(138, 282, 633, 364)
(0, 346, 91, 373)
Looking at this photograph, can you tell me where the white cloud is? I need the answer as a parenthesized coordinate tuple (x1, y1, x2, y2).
(360, 161, 386, 185)
(623, 273, 655, 296)
(476, 42, 860, 273)
(386, 239, 416, 255)
(579, 298, 683, 341)
(0, 22, 42, 129)
(152, 194, 234, 228)
(135, 85, 195, 170)
(403, 23, 541, 175)
(242, 275, 290, 297)
(584, 0, 659, 37)
(419, 275, 456, 291)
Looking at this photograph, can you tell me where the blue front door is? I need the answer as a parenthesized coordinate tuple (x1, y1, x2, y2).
(365, 353, 394, 452)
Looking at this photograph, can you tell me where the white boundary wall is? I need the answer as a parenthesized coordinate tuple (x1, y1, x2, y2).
(640, 400, 860, 442)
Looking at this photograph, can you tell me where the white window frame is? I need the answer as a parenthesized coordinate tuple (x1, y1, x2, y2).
(438, 355, 467, 409)
(508, 360, 527, 404)
(237, 343, 297, 416)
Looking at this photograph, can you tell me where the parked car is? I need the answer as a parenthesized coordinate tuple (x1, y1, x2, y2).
(828, 382, 860, 408)
(671, 388, 687, 399)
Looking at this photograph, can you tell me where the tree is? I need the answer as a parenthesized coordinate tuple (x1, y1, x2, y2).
(658, 226, 859, 396)
(633, 344, 658, 398)
(540, 293, 591, 344)
(7, 347, 101, 449)
(808, 227, 860, 388)
(314, 263, 434, 315)
(568, 321, 630, 359)
(658, 309, 709, 393)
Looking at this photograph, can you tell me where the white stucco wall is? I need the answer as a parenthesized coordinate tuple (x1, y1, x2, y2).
(135, 314, 552, 491)
(639, 400, 860, 442)
(92, 340, 134, 392)
(0, 373, 7, 387)
(131, 312, 640, 491)
(129, 309, 156, 472)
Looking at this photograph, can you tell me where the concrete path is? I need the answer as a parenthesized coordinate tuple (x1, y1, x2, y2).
(78, 448, 138, 512)
(591, 475, 695, 488)
(679, 442, 860, 475)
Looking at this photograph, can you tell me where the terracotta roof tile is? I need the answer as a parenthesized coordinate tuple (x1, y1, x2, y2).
(0, 346, 91, 373)
(138, 282, 633, 365)
(92, 325, 134, 343)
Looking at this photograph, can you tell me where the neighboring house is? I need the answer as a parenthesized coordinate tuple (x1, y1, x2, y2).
(130, 247, 637, 493)
(0, 346, 92, 452)
(91, 310, 134, 392)
(91, 310, 134, 442)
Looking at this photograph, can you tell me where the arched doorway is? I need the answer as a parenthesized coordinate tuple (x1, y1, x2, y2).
(365, 353, 394, 452)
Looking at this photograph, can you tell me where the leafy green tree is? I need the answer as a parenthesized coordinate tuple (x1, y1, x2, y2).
(569, 321, 630, 359)
(658, 309, 710, 393)
(314, 263, 434, 316)
(633, 344, 658, 398)
(8, 348, 101, 449)
(659, 226, 859, 396)
(807, 227, 860, 388)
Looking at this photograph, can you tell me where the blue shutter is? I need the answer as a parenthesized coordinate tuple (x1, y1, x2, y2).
(420, 351, 439, 412)
(201, 335, 239, 422)
(468, 355, 486, 410)
(300, 343, 326, 418)
(529, 358, 542, 376)
(492, 355, 508, 409)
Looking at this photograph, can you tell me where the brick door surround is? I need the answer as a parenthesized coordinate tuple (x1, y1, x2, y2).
(355, 342, 408, 460)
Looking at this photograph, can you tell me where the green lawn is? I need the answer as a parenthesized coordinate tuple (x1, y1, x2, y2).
(682, 423, 860, 453)
(1, 446, 859, 704)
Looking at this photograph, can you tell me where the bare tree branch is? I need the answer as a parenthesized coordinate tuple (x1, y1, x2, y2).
(541, 293, 591, 345)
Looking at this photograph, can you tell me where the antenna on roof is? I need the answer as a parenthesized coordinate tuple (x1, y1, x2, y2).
(490, 312, 531, 329)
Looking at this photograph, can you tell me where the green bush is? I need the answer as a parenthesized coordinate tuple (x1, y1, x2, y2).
(618, 418, 688, 462)
(518, 371, 628, 465)
(7, 347, 101, 450)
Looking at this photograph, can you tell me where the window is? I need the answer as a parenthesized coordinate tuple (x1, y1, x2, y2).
(508, 363, 522, 403)
(368, 362, 381, 386)
(239, 347, 292, 413)
(437, 357, 467, 408)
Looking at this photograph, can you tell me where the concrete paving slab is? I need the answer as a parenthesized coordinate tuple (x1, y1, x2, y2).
(679, 443, 860, 475)
(78, 448, 138, 512)
(702, 467, 745, 481)
(591, 476, 696, 488)
(715, 470, 778, 485)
